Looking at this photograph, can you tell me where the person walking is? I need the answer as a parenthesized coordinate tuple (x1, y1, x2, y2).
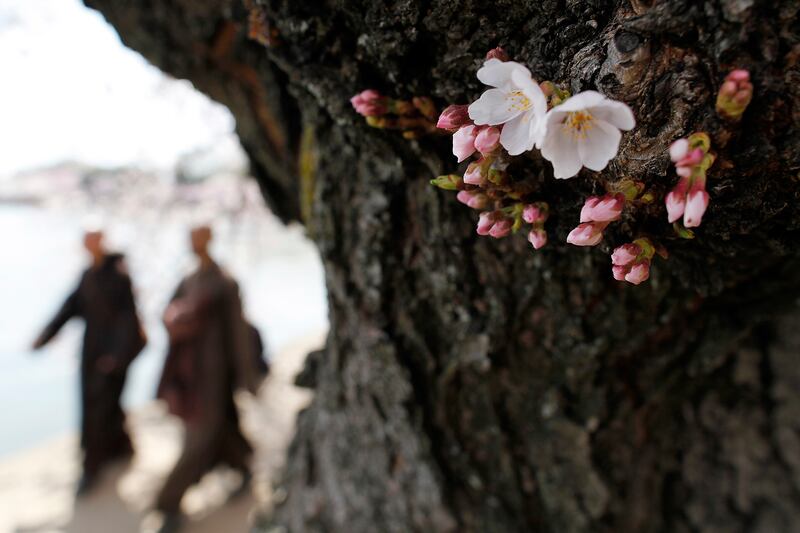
(33, 229, 146, 495)
(154, 225, 262, 532)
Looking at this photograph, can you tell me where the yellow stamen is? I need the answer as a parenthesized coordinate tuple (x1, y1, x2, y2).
(563, 110, 594, 139)
(506, 90, 532, 112)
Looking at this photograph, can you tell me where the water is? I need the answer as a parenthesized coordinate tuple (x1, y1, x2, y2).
(0, 200, 328, 457)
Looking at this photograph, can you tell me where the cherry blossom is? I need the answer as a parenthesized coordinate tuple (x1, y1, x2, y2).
(539, 91, 635, 179)
(467, 59, 547, 156)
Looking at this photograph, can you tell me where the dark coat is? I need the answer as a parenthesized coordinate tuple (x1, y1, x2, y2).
(156, 262, 262, 423)
(154, 262, 262, 512)
(36, 253, 146, 474)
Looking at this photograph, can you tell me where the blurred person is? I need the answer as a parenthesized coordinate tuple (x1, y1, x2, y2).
(154, 225, 263, 533)
(32, 229, 146, 495)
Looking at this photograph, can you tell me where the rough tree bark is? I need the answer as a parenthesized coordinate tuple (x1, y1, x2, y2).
(85, 1, 800, 531)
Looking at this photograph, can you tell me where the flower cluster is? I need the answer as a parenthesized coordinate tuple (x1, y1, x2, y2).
(350, 90, 438, 138)
(611, 238, 657, 285)
(716, 69, 752, 121)
(431, 48, 636, 255)
(666, 133, 715, 230)
(465, 57, 635, 178)
(350, 51, 754, 287)
(448, 122, 502, 162)
(567, 193, 625, 246)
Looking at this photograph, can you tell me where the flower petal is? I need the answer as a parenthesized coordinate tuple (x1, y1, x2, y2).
(541, 122, 582, 179)
(611, 243, 640, 266)
(566, 222, 604, 246)
(477, 59, 526, 89)
(468, 89, 523, 125)
(683, 189, 709, 228)
(512, 70, 548, 115)
(554, 91, 608, 112)
(452, 125, 477, 162)
(669, 138, 689, 162)
(510, 70, 548, 142)
(665, 190, 686, 223)
(577, 119, 621, 172)
(499, 113, 536, 155)
(612, 265, 628, 281)
(624, 262, 650, 285)
(590, 99, 636, 131)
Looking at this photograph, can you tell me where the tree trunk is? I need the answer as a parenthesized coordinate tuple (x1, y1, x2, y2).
(84, 1, 800, 531)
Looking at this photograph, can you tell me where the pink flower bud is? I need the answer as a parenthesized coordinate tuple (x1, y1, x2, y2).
(453, 125, 478, 162)
(456, 190, 488, 210)
(579, 194, 624, 223)
(665, 177, 689, 223)
(683, 187, 709, 228)
(720, 80, 738, 97)
(676, 166, 692, 178)
(579, 197, 600, 223)
(476, 212, 495, 236)
(681, 147, 704, 167)
(738, 89, 753, 105)
(669, 139, 689, 162)
(566, 222, 605, 247)
(488, 218, 513, 238)
(436, 104, 472, 131)
(612, 264, 628, 281)
(665, 191, 686, 223)
(474, 126, 501, 155)
(624, 262, 650, 285)
(528, 229, 547, 249)
(728, 69, 750, 83)
(485, 47, 509, 62)
(716, 69, 753, 120)
(350, 89, 386, 116)
(611, 243, 640, 266)
(463, 161, 486, 186)
(522, 204, 542, 224)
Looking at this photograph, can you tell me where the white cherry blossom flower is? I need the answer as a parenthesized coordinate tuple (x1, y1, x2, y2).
(468, 59, 547, 156)
(539, 91, 635, 179)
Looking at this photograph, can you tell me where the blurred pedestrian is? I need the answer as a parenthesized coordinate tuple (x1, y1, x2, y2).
(154, 225, 263, 532)
(32, 229, 146, 495)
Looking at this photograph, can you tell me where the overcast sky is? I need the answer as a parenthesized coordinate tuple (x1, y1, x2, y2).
(0, 0, 237, 177)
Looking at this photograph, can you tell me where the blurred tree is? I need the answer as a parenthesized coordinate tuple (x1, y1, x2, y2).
(84, 1, 800, 531)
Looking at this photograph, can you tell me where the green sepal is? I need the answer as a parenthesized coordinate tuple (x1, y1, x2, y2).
(672, 222, 695, 239)
(487, 168, 506, 185)
(687, 132, 711, 153)
(633, 237, 656, 259)
(430, 174, 463, 190)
